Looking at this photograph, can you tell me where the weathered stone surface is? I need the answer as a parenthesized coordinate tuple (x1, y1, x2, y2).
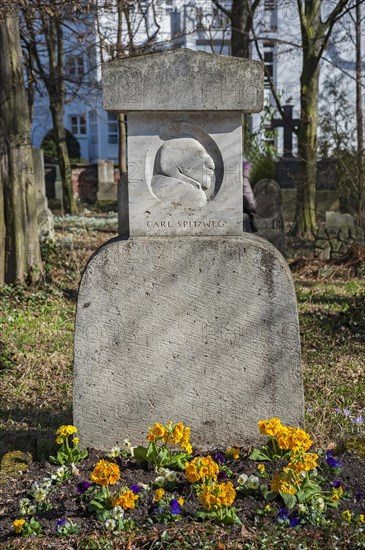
(97, 160, 117, 201)
(338, 227, 349, 242)
(128, 112, 243, 237)
(325, 211, 354, 227)
(253, 179, 285, 255)
(316, 243, 331, 260)
(102, 49, 263, 112)
(330, 239, 342, 253)
(74, 235, 303, 451)
(326, 226, 339, 238)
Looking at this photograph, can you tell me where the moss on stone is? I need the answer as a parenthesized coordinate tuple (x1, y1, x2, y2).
(0, 450, 32, 484)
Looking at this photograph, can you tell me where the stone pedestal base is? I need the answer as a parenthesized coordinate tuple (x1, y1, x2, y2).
(74, 235, 303, 450)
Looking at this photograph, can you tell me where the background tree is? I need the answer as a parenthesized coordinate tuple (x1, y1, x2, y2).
(251, 0, 362, 236)
(212, 0, 262, 58)
(0, 13, 42, 285)
(95, 0, 162, 234)
(295, 0, 358, 237)
(20, 0, 90, 214)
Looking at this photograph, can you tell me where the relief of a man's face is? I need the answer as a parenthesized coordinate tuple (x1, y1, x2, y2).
(155, 137, 215, 192)
(180, 145, 215, 191)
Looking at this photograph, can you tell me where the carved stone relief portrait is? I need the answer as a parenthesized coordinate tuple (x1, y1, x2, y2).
(151, 137, 217, 207)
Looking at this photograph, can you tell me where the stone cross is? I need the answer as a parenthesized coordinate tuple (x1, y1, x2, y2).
(271, 105, 300, 158)
(73, 49, 303, 451)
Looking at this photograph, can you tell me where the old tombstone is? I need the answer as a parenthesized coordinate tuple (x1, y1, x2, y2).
(97, 160, 117, 201)
(32, 147, 55, 241)
(253, 178, 285, 255)
(74, 49, 303, 451)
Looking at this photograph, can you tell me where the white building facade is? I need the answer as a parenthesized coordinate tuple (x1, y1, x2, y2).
(30, 0, 359, 162)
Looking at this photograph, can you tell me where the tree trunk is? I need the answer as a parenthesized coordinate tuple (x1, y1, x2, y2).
(296, 59, 319, 237)
(231, 0, 251, 58)
(0, 15, 42, 284)
(50, 101, 77, 215)
(356, 0, 365, 224)
(117, 112, 129, 235)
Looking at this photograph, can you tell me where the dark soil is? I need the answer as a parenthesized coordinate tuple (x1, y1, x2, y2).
(1, 448, 365, 548)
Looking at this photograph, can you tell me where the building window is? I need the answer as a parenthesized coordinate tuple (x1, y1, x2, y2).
(263, 42, 275, 88)
(70, 115, 87, 137)
(66, 56, 85, 79)
(108, 113, 118, 144)
(90, 111, 98, 144)
(264, 0, 277, 30)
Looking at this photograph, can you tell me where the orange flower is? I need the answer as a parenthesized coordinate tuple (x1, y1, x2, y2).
(90, 460, 120, 486)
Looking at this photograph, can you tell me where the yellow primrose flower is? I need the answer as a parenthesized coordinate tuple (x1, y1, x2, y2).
(257, 464, 266, 475)
(264, 504, 273, 513)
(55, 425, 78, 444)
(258, 417, 283, 437)
(178, 496, 184, 506)
(342, 509, 352, 523)
(185, 456, 219, 484)
(13, 518, 26, 534)
(90, 459, 120, 486)
(200, 481, 236, 511)
(154, 488, 165, 502)
(147, 422, 165, 442)
(358, 514, 365, 524)
(288, 452, 318, 474)
(171, 422, 184, 444)
(226, 447, 240, 459)
(271, 468, 300, 495)
(73, 437, 80, 446)
(111, 488, 138, 510)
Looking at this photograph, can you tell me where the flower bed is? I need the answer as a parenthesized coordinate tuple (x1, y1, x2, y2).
(1, 419, 365, 546)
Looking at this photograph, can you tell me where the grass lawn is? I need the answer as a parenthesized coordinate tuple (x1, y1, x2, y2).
(0, 216, 365, 548)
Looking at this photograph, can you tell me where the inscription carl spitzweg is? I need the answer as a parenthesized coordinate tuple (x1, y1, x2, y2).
(146, 220, 226, 228)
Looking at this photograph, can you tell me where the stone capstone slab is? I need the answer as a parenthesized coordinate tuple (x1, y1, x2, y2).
(102, 49, 264, 112)
(74, 235, 303, 451)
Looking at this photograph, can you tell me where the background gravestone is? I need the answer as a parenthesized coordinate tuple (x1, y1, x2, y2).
(97, 160, 117, 201)
(74, 50, 303, 451)
(253, 178, 285, 256)
(32, 147, 55, 242)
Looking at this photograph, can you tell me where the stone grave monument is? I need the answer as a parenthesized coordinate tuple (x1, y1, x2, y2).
(97, 160, 117, 201)
(74, 50, 303, 451)
(253, 178, 285, 255)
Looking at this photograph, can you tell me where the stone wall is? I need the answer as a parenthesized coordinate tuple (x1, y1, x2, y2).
(315, 225, 364, 260)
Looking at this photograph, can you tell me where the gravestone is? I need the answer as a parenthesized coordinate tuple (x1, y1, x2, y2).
(253, 178, 285, 255)
(97, 160, 117, 201)
(74, 49, 303, 451)
(32, 148, 55, 242)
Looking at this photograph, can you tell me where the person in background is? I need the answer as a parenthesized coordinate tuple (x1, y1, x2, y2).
(242, 159, 258, 233)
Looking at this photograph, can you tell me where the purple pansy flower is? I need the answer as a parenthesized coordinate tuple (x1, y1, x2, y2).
(325, 451, 342, 468)
(76, 480, 91, 494)
(130, 484, 141, 494)
(277, 508, 289, 520)
(289, 517, 299, 527)
(217, 470, 227, 481)
(214, 452, 225, 465)
(170, 499, 181, 515)
(56, 518, 66, 527)
(332, 479, 342, 488)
